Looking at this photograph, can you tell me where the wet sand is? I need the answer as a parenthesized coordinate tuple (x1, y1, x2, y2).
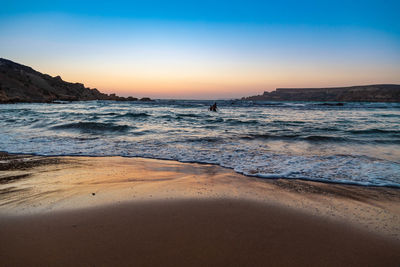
(1, 199, 400, 267)
(1, 153, 400, 266)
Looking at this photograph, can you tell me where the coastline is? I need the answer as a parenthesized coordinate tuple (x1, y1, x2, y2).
(1, 153, 400, 265)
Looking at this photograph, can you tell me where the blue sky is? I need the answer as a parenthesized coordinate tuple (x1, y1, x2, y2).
(1, 0, 399, 98)
(2, 0, 399, 30)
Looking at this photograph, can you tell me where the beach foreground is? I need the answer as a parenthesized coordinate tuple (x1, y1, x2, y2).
(1, 153, 400, 266)
(1, 199, 400, 267)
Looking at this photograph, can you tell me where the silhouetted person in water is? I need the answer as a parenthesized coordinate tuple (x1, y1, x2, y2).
(209, 102, 218, 112)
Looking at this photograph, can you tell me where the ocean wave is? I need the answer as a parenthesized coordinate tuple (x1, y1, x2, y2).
(225, 118, 259, 125)
(175, 113, 204, 118)
(184, 136, 223, 143)
(371, 139, 400, 144)
(130, 129, 155, 136)
(315, 102, 345, 106)
(304, 135, 347, 142)
(241, 134, 348, 142)
(349, 129, 399, 134)
(271, 120, 306, 125)
(254, 102, 288, 106)
(241, 133, 299, 140)
(205, 118, 224, 123)
(375, 113, 400, 118)
(115, 112, 150, 118)
(2, 100, 400, 187)
(51, 122, 131, 133)
(314, 127, 340, 131)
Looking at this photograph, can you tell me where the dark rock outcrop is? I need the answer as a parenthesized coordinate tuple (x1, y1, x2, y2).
(0, 58, 151, 103)
(242, 85, 400, 102)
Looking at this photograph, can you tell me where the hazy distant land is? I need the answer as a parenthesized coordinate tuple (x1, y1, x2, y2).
(0, 58, 151, 103)
(243, 84, 400, 102)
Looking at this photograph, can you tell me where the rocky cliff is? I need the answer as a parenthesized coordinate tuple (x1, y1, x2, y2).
(0, 58, 150, 103)
(242, 84, 400, 102)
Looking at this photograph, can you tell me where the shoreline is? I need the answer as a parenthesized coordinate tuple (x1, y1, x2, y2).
(1, 153, 400, 236)
(2, 151, 399, 189)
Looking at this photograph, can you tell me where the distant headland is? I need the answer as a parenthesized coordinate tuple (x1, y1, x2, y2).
(242, 84, 400, 102)
(0, 58, 151, 103)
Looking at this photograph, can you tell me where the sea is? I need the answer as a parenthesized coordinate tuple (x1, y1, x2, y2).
(1, 100, 399, 187)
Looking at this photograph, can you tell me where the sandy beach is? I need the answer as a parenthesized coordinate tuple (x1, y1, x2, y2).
(1, 153, 400, 266)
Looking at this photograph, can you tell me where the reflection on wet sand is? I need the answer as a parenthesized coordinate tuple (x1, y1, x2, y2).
(1, 155, 400, 240)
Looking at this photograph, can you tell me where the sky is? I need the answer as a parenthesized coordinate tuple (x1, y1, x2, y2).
(1, 0, 400, 99)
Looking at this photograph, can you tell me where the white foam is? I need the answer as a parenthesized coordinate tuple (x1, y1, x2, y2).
(1, 101, 400, 187)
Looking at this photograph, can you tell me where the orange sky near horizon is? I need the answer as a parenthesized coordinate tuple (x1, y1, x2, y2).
(34, 58, 400, 99)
